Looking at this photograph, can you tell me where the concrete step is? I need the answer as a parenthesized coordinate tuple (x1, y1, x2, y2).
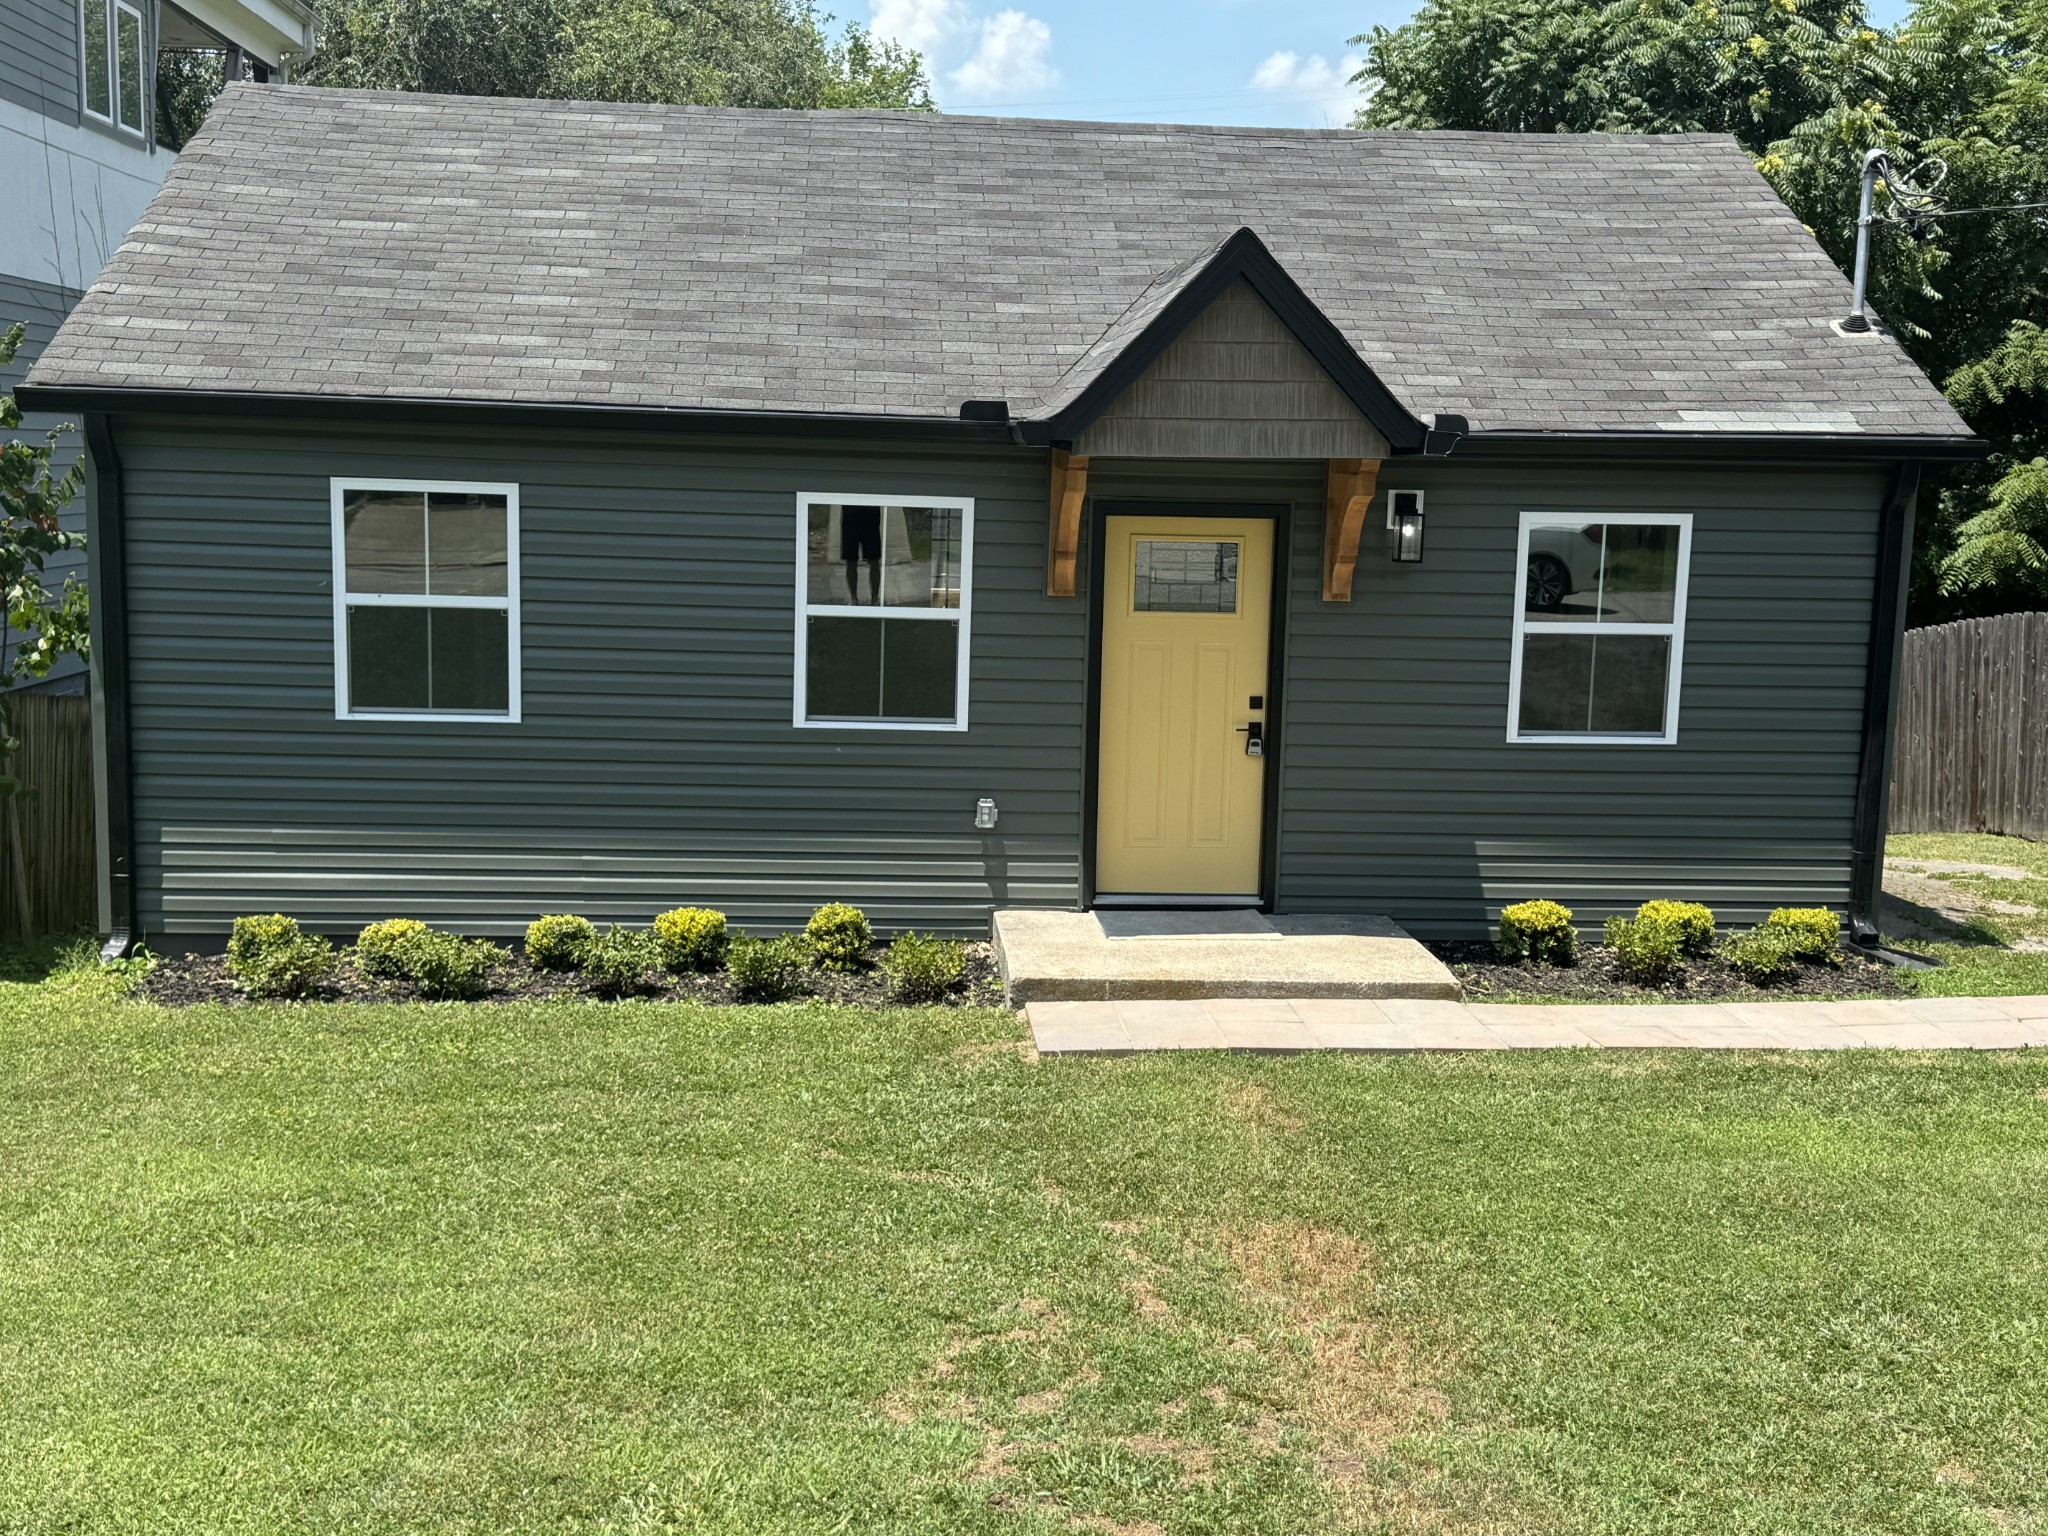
(992, 908, 1462, 1005)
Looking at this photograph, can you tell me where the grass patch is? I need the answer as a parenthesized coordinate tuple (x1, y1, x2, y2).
(2, 988, 2047, 1533)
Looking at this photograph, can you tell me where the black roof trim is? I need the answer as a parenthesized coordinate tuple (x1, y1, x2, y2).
(1448, 429, 1988, 463)
(12, 384, 1023, 445)
(1018, 227, 1429, 452)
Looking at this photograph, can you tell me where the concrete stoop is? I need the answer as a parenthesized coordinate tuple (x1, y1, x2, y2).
(991, 908, 1462, 1005)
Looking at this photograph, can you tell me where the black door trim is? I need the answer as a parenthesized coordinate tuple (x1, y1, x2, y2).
(1082, 498, 1293, 911)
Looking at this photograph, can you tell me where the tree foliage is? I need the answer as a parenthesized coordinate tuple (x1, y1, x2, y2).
(0, 324, 91, 796)
(1354, 0, 2048, 621)
(299, 0, 931, 109)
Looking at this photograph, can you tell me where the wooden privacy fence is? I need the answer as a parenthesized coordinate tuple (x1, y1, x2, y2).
(1890, 612, 2048, 842)
(0, 692, 95, 939)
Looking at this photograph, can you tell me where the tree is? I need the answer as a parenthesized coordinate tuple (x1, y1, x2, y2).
(1353, 0, 2048, 622)
(300, 0, 932, 109)
(0, 323, 92, 784)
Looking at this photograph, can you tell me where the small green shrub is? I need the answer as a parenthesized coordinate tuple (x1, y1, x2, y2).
(654, 907, 728, 972)
(805, 903, 873, 971)
(396, 930, 506, 1000)
(225, 914, 332, 999)
(581, 926, 663, 998)
(1723, 924, 1803, 984)
(1763, 907, 1842, 964)
(1605, 914, 1683, 985)
(1498, 900, 1578, 966)
(727, 933, 812, 1001)
(882, 932, 966, 1002)
(356, 918, 430, 978)
(525, 914, 596, 971)
(1636, 900, 1715, 956)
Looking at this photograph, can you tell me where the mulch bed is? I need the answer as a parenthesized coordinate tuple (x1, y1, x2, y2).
(138, 941, 1005, 1009)
(1428, 940, 1913, 1003)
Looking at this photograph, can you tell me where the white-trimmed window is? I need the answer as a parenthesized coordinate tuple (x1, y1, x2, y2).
(794, 493, 972, 731)
(1507, 512, 1691, 744)
(331, 479, 521, 722)
(81, 0, 147, 135)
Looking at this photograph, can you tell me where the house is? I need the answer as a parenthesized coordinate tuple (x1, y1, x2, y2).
(20, 85, 1982, 951)
(2, 0, 315, 690)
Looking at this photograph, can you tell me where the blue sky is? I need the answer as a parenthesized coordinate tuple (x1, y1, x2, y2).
(869, 0, 1918, 128)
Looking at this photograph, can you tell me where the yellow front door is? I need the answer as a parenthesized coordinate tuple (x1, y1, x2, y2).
(1096, 515, 1272, 898)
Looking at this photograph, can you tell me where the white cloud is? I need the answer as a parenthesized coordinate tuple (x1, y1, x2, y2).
(949, 9, 1057, 98)
(869, 0, 968, 54)
(1248, 50, 1366, 125)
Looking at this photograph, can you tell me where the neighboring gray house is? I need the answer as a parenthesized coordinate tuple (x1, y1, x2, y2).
(1, 0, 313, 688)
(21, 85, 1982, 948)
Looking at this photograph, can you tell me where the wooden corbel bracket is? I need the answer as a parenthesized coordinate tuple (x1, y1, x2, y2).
(1046, 448, 1089, 597)
(1321, 456, 1382, 602)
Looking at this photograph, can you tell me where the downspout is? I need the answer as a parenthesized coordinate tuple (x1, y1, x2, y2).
(1847, 460, 1919, 947)
(82, 414, 137, 960)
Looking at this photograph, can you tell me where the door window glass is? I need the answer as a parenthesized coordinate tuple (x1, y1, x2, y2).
(1134, 540, 1239, 613)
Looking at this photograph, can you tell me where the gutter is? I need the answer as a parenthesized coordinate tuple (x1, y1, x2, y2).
(16, 385, 1022, 447)
(1847, 461, 1920, 946)
(81, 414, 137, 960)
(1444, 430, 1989, 464)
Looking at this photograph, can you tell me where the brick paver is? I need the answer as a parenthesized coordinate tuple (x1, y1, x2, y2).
(1026, 993, 2048, 1054)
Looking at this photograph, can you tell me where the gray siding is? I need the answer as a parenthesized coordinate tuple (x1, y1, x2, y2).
(0, 0, 78, 119)
(1090, 456, 1886, 936)
(114, 418, 1084, 938)
(1, 272, 88, 689)
(116, 420, 1885, 941)
(1076, 283, 1389, 460)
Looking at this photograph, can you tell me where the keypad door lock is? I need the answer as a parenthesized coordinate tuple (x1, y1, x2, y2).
(1238, 721, 1265, 757)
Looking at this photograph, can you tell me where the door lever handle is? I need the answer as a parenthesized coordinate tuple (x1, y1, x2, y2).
(1236, 721, 1265, 758)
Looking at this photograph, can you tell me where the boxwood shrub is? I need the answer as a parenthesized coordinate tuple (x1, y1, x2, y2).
(1635, 900, 1715, 956)
(728, 933, 812, 1001)
(1723, 924, 1803, 983)
(525, 914, 596, 971)
(225, 914, 333, 999)
(882, 932, 966, 1002)
(805, 903, 873, 971)
(356, 918, 430, 979)
(1605, 914, 1683, 985)
(654, 907, 728, 972)
(399, 930, 507, 1000)
(582, 926, 663, 998)
(1498, 900, 1577, 966)
(1763, 907, 1842, 964)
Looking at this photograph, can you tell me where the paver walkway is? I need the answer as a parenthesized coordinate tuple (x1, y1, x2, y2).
(1027, 993, 2048, 1053)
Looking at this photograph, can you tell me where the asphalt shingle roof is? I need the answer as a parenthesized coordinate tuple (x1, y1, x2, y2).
(27, 83, 1970, 437)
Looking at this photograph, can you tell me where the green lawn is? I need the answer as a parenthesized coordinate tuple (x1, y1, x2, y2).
(1887, 832, 2048, 997)
(3, 958, 2046, 1534)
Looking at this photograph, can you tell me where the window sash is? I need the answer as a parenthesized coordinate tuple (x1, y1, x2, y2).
(1507, 512, 1691, 746)
(113, 0, 143, 133)
(331, 479, 522, 722)
(81, 0, 113, 122)
(793, 493, 974, 731)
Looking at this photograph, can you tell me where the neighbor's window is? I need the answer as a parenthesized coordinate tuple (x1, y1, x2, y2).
(81, 0, 147, 134)
(795, 494, 972, 730)
(1507, 513, 1691, 744)
(331, 480, 519, 721)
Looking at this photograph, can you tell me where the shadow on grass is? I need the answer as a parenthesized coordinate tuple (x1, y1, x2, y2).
(0, 927, 103, 985)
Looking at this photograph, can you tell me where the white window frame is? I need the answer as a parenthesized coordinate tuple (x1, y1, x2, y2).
(80, 0, 147, 136)
(330, 477, 522, 724)
(792, 492, 974, 733)
(1506, 510, 1691, 747)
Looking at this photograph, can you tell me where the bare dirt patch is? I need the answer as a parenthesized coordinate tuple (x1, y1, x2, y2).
(1221, 1221, 1449, 1478)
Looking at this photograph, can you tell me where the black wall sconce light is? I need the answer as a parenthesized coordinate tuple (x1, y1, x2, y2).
(1389, 489, 1425, 563)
